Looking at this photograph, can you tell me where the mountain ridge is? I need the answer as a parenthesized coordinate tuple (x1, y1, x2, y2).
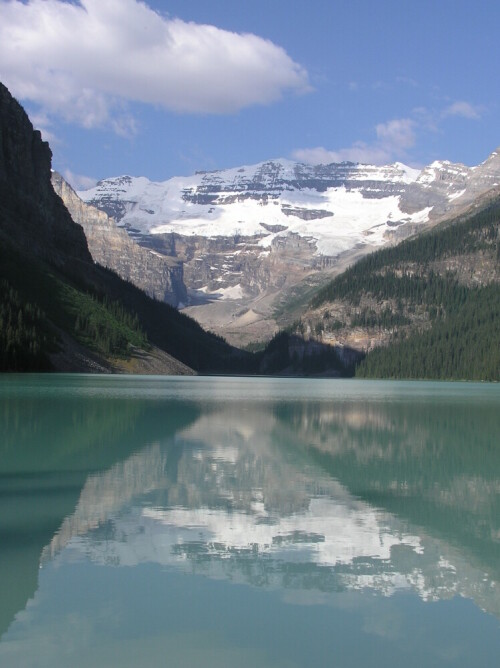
(77, 149, 500, 346)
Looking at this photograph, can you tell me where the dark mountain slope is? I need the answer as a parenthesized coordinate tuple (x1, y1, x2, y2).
(0, 84, 90, 267)
(0, 82, 248, 373)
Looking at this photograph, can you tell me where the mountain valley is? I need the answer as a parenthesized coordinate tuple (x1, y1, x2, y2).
(76, 150, 500, 347)
(1, 77, 499, 380)
(0, 82, 247, 374)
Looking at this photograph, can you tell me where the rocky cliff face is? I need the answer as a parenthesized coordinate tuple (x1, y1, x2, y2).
(52, 173, 186, 306)
(0, 79, 241, 374)
(0, 82, 91, 266)
(79, 147, 500, 346)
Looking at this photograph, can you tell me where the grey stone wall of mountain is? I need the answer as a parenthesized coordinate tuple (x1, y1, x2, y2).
(0, 79, 241, 374)
(0, 82, 90, 267)
(52, 172, 186, 306)
(78, 150, 500, 346)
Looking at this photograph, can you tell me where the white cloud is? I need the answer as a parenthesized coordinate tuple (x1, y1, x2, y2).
(375, 118, 416, 150)
(0, 0, 310, 133)
(442, 101, 482, 120)
(62, 169, 97, 191)
(414, 100, 483, 130)
(29, 110, 59, 144)
(293, 118, 416, 166)
(292, 92, 484, 168)
(293, 143, 391, 166)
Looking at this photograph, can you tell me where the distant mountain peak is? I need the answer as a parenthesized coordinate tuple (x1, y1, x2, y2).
(77, 148, 500, 346)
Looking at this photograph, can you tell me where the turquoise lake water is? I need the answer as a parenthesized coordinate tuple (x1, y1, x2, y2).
(0, 375, 499, 667)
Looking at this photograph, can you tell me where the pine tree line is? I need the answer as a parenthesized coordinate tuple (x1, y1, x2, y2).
(312, 201, 499, 308)
(71, 291, 149, 357)
(356, 284, 500, 380)
(306, 198, 499, 380)
(0, 279, 51, 371)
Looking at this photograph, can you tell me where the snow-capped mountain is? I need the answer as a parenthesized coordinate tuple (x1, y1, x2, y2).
(81, 160, 429, 255)
(76, 151, 500, 345)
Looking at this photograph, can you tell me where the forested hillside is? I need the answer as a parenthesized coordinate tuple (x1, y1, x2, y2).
(303, 200, 500, 380)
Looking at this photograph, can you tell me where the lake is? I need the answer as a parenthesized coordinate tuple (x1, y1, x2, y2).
(0, 375, 499, 667)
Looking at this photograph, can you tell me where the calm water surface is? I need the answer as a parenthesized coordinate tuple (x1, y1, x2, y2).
(0, 375, 499, 667)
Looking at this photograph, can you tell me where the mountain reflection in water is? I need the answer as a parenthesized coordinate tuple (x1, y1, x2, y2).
(1, 376, 499, 667)
(36, 381, 500, 618)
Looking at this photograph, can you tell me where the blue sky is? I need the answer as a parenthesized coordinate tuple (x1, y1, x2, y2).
(0, 0, 498, 188)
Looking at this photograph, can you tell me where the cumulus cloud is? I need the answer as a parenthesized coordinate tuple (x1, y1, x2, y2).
(442, 101, 482, 120)
(293, 118, 416, 166)
(375, 118, 416, 150)
(0, 0, 310, 132)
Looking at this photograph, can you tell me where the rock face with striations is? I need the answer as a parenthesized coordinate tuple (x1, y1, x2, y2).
(51, 172, 186, 306)
(0, 82, 91, 266)
(79, 151, 500, 345)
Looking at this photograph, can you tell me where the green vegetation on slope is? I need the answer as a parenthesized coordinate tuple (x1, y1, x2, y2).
(313, 201, 499, 308)
(356, 284, 500, 380)
(0, 242, 149, 371)
(93, 265, 250, 373)
(0, 79, 255, 375)
(0, 236, 255, 373)
(309, 200, 500, 380)
(257, 330, 348, 376)
(0, 279, 52, 371)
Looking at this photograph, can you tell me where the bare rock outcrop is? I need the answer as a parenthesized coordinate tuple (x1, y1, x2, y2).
(0, 82, 91, 266)
(52, 172, 187, 306)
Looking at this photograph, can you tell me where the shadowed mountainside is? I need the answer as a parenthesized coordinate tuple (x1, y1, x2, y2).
(0, 82, 250, 374)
